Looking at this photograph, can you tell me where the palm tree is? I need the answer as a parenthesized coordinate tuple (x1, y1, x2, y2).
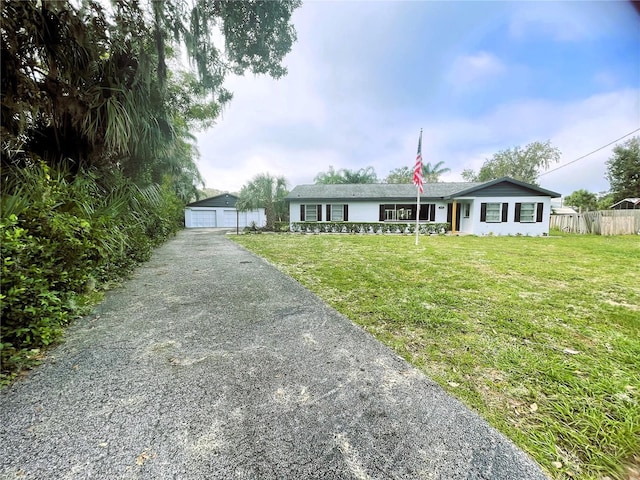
(315, 166, 378, 184)
(236, 173, 288, 230)
(422, 161, 450, 183)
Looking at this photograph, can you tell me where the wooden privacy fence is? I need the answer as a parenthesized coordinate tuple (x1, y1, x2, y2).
(550, 210, 640, 235)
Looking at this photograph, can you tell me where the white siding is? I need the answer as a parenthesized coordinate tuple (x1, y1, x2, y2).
(469, 197, 552, 236)
(290, 197, 553, 236)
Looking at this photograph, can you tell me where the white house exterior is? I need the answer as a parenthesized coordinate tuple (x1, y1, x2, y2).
(184, 193, 266, 229)
(287, 177, 561, 236)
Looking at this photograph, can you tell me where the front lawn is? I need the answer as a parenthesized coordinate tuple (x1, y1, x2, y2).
(231, 233, 640, 480)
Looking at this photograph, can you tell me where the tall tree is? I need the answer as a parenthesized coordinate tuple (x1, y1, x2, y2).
(1, 0, 300, 191)
(315, 166, 378, 184)
(236, 173, 288, 230)
(422, 161, 450, 183)
(385, 166, 412, 184)
(564, 189, 598, 212)
(462, 140, 561, 185)
(606, 136, 640, 202)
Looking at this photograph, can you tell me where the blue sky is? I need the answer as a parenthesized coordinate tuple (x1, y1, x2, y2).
(195, 1, 640, 197)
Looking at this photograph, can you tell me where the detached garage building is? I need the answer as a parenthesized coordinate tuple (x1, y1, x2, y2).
(184, 194, 266, 229)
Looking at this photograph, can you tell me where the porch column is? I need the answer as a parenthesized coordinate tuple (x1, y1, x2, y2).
(451, 201, 457, 234)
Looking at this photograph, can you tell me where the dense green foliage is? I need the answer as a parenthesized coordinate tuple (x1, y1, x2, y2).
(606, 136, 640, 202)
(1, 165, 184, 381)
(233, 234, 640, 480)
(462, 140, 561, 185)
(314, 166, 379, 184)
(422, 161, 451, 182)
(385, 161, 450, 183)
(1, 0, 300, 381)
(236, 173, 288, 230)
(563, 189, 598, 212)
(384, 166, 413, 184)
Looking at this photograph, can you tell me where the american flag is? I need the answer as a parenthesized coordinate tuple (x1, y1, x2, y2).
(413, 131, 424, 193)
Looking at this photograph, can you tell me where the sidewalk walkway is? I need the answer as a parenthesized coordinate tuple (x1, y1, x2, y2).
(0, 229, 548, 479)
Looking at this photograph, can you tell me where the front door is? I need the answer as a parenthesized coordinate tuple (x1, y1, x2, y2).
(447, 203, 462, 232)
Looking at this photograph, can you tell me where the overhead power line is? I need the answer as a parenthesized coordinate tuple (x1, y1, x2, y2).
(537, 128, 640, 178)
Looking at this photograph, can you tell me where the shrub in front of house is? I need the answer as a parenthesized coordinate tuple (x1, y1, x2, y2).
(290, 222, 450, 235)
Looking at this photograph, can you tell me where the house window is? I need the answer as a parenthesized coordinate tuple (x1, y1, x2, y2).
(480, 202, 509, 223)
(305, 205, 318, 221)
(397, 207, 412, 220)
(519, 203, 535, 223)
(515, 202, 544, 223)
(379, 204, 435, 221)
(327, 204, 348, 221)
(463, 203, 470, 218)
(384, 205, 396, 221)
(331, 204, 344, 221)
(485, 203, 501, 222)
(300, 204, 322, 222)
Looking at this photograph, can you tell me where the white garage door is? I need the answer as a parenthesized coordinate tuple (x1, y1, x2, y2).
(191, 210, 217, 228)
(223, 210, 237, 227)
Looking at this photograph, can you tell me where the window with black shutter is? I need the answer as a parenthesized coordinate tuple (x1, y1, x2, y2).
(536, 203, 544, 222)
(516, 202, 536, 223)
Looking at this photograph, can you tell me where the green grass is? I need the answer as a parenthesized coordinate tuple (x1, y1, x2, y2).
(232, 233, 640, 480)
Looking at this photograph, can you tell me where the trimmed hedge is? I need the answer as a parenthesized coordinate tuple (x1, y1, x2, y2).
(290, 222, 450, 235)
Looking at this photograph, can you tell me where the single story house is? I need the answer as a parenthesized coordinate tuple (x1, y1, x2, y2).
(610, 198, 640, 210)
(184, 193, 266, 228)
(287, 177, 561, 236)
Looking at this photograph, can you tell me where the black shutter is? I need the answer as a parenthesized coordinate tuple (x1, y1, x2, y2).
(536, 202, 544, 222)
(344, 204, 349, 221)
(515, 203, 522, 222)
(300, 205, 305, 221)
(502, 203, 509, 223)
(430, 204, 436, 221)
(480, 203, 487, 222)
(379, 205, 385, 221)
(419, 204, 426, 220)
(326, 205, 331, 222)
(317, 204, 322, 222)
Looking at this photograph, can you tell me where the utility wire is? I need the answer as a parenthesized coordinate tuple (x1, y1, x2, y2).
(537, 128, 640, 178)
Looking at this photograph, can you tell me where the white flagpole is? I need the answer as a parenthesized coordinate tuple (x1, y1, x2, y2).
(415, 188, 420, 245)
(414, 128, 423, 246)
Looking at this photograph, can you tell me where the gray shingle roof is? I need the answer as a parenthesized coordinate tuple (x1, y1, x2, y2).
(286, 177, 561, 201)
(287, 182, 484, 201)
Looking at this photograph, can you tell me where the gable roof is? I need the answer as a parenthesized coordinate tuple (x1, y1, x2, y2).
(287, 177, 561, 201)
(452, 177, 561, 198)
(610, 198, 640, 209)
(186, 193, 238, 208)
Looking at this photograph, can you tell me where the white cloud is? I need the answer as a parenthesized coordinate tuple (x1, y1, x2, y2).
(191, 1, 639, 199)
(419, 88, 640, 196)
(448, 51, 506, 86)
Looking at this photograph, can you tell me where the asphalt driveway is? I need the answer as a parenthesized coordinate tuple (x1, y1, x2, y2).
(0, 229, 548, 479)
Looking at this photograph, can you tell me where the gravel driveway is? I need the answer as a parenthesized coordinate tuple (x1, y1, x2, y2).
(0, 229, 548, 479)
